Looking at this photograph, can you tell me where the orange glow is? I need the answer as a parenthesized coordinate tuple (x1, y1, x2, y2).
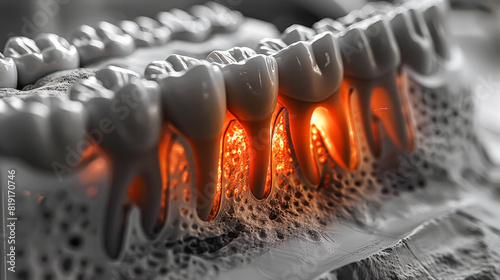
(272, 111, 294, 180)
(223, 121, 249, 199)
(127, 176, 147, 209)
(311, 106, 359, 170)
(79, 145, 109, 186)
(158, 131, 172, 224)
(208, 154, 222, 221)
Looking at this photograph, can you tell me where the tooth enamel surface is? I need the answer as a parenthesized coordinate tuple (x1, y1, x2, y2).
(208, 47, 278, 199)
(421, 1, 452, 60)
(388, 6, 435, 75)
(339, 16, 400, 79)
(191, 2, 243, 33)
(313, 18, 346, 34)
(0, 96, 86, 171)
(339, 16, 410, 157)
(70, 66, 162, 257)
(4, 34, 80, 87)
(281, 25, 317, 45)
(72, 22, 135, 65)
(259, 31, 357, 184)
(0, 52, 18, 88)
(121, 17, 171, 47)
(155, 55, 225, 220)
(70, 66, 161, 154)
(157, 9, 212, 42)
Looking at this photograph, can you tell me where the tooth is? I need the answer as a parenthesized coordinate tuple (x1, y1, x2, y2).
(121, 17, 171, 47)
(388, 6, 434, 75)
(338, 3, 393, 26)
(151, 55, 226, 221)
(157, 9, 212, 42)
(72, 22, 135, 65)
(70, 66, 163, 257)
(0, 96, 86, 171)
(190, 2, 243, 33)
(0, 52, 18, 88)
(313, 18, 346, 34)
(4, 33, 79, 86)
(421, 1, 451, 60)
(281, 24, 316, 45)
(207, 47, 278, 199)
(258, 30, 357, 185)
(339, 16, 409, 157)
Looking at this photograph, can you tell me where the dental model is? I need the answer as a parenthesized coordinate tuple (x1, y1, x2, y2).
(4, 33, 80, 87)
(0, 1, 493, 280)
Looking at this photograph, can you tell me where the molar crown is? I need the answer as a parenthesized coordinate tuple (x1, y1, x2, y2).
(0, 95, 87, 171)
(191, 2, 243, 33)
(4, 33, 80, 87)
(72, 22, 135, 65)
(157, 9, 212, 42)
(120, 16, 171, 47)
(259, 28, 343, 103)
(70, 65, 161, 154)
(339, 16, 401, 79)
(313, 18, 346, 34)
(0, 51, 18, 88)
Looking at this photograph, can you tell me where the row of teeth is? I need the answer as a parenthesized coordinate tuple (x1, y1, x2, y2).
(0, 1, 243, 88)
(0, 0, 452, 257)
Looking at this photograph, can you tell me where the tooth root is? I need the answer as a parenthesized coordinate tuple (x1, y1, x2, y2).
(279, 96, 319, 186)
(239, 118, 273, 200)
(104, 138, 164, 258)
(349, 71, 409, 156)
(189, 137, 222, 221)
(315, 91, 357, 170)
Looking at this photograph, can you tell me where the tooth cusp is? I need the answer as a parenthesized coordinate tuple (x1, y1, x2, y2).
(191, 2, 243, 33)
(0, 52, 18, 88)
(4, 34, 80, 87)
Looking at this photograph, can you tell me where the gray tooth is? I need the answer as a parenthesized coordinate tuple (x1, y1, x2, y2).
(389, 6, 435, 75)
(191, 2, 243, 33)
(281, 24, 317, 45)
(0, 96, 87, 173)
(70, 66, 163, 258)
(157, 9, 212, 42)
(72, 22, 135, 65)
(313, 18, 346, 34)
(421, 0, 452, 60)
(121, 17, 171, 47)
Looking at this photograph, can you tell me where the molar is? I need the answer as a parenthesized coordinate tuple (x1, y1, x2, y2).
(147, 55, 226, 221)
(157, 9, 212, 42)
(207, 47, 278, 199)
(70, 66, 163, 258)
(72, 22, 135, 65)
(120, 17, 171, 47)
(259, 28, 358, 185)
(0, 96, 87, 172)
(191, 2, 243, 33)
(4, 33, 79, 87)
(0, 52, 18, 88)
(420, 0, 452, 60)
(339, 16, 411, 157)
